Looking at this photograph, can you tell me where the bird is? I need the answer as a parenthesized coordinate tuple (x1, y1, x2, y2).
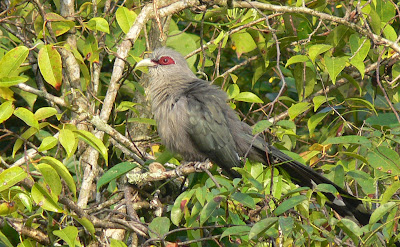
(135, 47, 370, 226)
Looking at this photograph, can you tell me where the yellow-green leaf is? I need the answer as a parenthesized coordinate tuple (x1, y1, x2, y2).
(38, 45, 62, 90)
(0, 76, 28, 87)
(0, 166, 27, 193)
(59, 129, 77, 158)
(0, 46, 29, 78)
(34, 107, 58, 120)
(116, 7, 137, 34)
(38, 136, 58, 152)
(14, 107, 39, 129)
(308, 44, 332, 63)
(288, 102, 312, 120)
(230, 30, 257, 58)
(74, 129, 108, 165)
(87, 17, 110, 33)
(0, 101, 14, 124)
(324, 55, 348, 84)
(31, 183, 63, 213)
(41, 156, 76, 197)
(36, 163, 62, 201)
(234, 92, 263, 103)
(285, 55, 309, 67)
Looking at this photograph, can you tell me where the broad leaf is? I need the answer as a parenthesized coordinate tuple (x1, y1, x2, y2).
(0, 46, 29, 78)
(116, 7, 137, 34)
(87, 17, 110, 33)
(0, 167, 27, 193)
(324, 55, 348, 84)
(97, 162, 137, 190)
(38, 44, 62, 90)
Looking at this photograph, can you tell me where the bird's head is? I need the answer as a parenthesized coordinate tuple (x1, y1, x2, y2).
(135, 47, 196, 82)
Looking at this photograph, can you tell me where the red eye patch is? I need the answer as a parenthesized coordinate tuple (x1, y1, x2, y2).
(157, 56, 175, 65)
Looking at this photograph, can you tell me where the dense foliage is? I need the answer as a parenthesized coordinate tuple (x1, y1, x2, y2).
(0, 0, 399, 246)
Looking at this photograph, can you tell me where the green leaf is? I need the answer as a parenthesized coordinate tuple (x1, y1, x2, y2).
(349, 35, 370, 79)
(294, 65, 316, 100)
(252, 120, 273, 135)
(83, 34, 100, 63)
(366, 113, 400, 128)
(315, 183, 338, 194)
(38, 136, 58, 152)
(97, 162, 137, 190)
(0, 76, 28, 87)
(375, 0, 395, 22)
(31, 183, 63, 212)
(381, 181, 400, 204)
(227, 83, 240, 99)
(279, 216, 294, 237)
(220, 226, 251, 239)
(370, 202, 397, 225)
(345, 97, 377, 115)
(0, 101, 14, 124)
(308, 44, 332, 63)
(337, 219, 362, 244)
(127, 117, 157, 126)
(53, 226, 80, 247)
(0, 46, 29, 78)
(34, 107, 58, 120)
(288, 102, 311, 120)
(249, 217, 278, 239)
(0, 167, 27, 193)
(367, 146, 400, 174)
(166, 31, 197, 69)
(116, 101, 138, 112)
(148, 217, 170, 239)
(38, 44, 62, 90)
(70, 216, 95, 237)
(230, 30, 257, 57)
(200, 196, 225, 225)
(36, 163, 62, 200)
(59, 128, 77, 158)
(347, 170, 375, 194)
(313, 96, 335, 112)
(231, 192, 256, 209)
(274, 195, 307, 216)
(0, 230, 14, 247)
(171, 190, 196, 226)
(109, 239, 128, 247)
(382, 23, 397, 41)
(12, 126, 38, 157)
(41, 157, 77, 197)
(285, 55, 309, 67)
(234, 92, 263, 103)
(308, 112, 329, 136)
(324, 55, 348, 84)
(116, 7, 137, 34)
(87, 17, 110, 33)
(14, 107, 39, 129)
(74, 129, 108, 164)
(46, 13, 74, 37)
(323, 135, 370, 146)
(15, 192, 33, 212)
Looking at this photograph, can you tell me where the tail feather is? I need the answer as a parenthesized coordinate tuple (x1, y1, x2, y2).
(263, 145, 371, 226)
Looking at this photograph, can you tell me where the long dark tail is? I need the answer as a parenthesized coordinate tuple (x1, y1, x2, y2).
(261, 145, 371, 226)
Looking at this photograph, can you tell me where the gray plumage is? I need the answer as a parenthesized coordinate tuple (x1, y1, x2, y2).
(136, 47, 370, 225)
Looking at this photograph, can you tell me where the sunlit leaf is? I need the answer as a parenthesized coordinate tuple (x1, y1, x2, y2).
(116, 7, 137, 34)
(38, 44, 62, 90)
(0, 46, 29, 78)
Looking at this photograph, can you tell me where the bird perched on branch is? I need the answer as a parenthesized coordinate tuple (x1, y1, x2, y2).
(135, 47, 370, 226)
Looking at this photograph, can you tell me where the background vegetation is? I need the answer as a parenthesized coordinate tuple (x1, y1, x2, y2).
(0, 0, 399, 246)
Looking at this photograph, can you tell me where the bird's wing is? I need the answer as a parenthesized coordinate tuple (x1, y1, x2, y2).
(184, 92, 243, 177)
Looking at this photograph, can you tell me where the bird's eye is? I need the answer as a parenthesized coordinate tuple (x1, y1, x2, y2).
(158, 56, 175, 65)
